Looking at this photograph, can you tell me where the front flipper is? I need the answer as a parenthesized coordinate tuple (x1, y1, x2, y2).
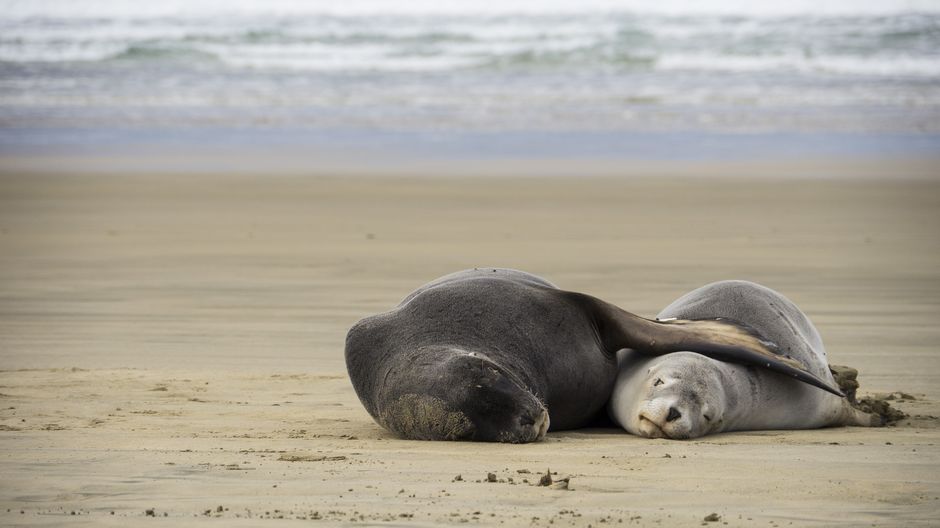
(564, 291, 844, 397)
(647, 318, 843, 396)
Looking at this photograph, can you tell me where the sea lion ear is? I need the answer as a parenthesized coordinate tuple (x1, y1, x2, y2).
(561, 290, 844, 397)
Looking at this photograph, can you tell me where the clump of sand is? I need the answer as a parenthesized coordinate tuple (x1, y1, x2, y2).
(855, 393, 913, 425)
(831, 364, 908, 425)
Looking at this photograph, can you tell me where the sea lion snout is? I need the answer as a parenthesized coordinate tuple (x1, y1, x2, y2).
(520, 407, 550, 441)
(637, 400, 697, 440)
(375, 349, 549, 443)
(448, 354, 549, 443)
(628, 356, 727, 440)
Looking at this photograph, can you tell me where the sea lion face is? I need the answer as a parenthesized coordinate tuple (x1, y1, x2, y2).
(378, 350, 549, 443)
(634, 354, 726, 440)
(456, 353, 550, 443)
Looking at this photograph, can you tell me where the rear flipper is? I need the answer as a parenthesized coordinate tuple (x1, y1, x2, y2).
(563, 290, 846, 396)
(842, 400, 884, 427)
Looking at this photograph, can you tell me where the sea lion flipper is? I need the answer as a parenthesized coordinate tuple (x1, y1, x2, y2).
(650, 318, 844, 397)
(564, 291, 845, 397)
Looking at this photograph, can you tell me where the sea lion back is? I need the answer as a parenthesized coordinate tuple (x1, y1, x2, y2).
(657, 280, 829, 379)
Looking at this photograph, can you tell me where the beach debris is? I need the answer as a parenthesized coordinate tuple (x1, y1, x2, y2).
(553, 477, 570, 490)
(538, 469, 552, 487)
(487, 472, 497, 483)
(854, 397, 907, 425)
(145, 508, 155, 517)
(277, 454, 346, 462)
(454, 474, 463, 482)
(884, 392, 916, 401)
(704, 513, 720, 522)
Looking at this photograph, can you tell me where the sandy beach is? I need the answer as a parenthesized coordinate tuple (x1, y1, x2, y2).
(1, 160, 939, 526)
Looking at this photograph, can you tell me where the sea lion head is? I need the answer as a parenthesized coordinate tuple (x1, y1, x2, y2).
(377, 348, 549, 443)
(633, 352, 728, 440)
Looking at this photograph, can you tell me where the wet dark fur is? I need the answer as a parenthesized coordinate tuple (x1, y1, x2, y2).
(345, 269, 616, 441)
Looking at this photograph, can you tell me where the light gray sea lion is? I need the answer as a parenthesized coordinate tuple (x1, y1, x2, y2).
(609, 280, 878, 440)
(346, 269, 842, 443)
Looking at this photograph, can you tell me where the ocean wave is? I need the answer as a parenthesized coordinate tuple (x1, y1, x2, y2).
(656, 54, 940, 77)
(479, 46, 655, 72)
(1, 11, 936, 74)
(0, 41, 123, 63)
(4, 42, 938, 80)
(108, 44, 219, 63)
(0, 40, 221, 64)
(2, 2, 939, 137)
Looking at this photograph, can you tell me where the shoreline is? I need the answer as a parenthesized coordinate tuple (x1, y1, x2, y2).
(2, 152, 940, 180)
(3, 128, 940, 174)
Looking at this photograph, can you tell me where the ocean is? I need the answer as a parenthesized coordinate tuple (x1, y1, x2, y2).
(1, 0, 939, 161)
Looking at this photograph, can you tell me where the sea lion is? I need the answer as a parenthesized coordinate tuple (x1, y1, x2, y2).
(609, 280, 878, 439)
(346, 269, 843, 443)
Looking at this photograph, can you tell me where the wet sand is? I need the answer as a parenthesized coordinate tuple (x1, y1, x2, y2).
(1, 160, 939, 526)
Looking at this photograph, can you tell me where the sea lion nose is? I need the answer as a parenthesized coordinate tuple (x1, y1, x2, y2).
(666, 407, 682, 422)
(519, 409, 549, 441)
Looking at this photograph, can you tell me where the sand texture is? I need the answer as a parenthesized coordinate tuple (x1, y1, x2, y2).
(1, 162, 939, 526)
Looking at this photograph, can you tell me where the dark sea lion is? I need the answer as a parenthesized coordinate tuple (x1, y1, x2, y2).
(345, 269, 842, 443)
(609, 280, 877, 439)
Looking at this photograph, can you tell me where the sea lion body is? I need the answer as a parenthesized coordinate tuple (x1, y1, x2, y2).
(347, 270, 845, 443)
(345, 269, 615, 442)
(609, 280, 876, 439)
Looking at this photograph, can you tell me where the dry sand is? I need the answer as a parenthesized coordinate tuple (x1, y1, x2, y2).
(1, 159, 939, 526)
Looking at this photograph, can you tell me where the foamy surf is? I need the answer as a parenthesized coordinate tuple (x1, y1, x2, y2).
(1, 0, 938, 153)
